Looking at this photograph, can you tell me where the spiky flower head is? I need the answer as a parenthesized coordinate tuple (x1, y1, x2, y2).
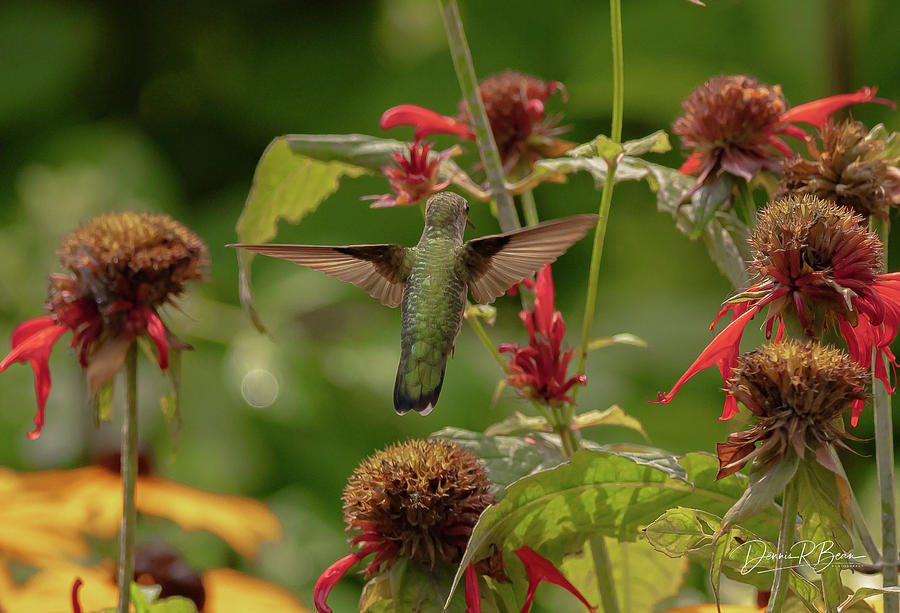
(748, 194, 883, 335)
(776, 119, 900, 220)
(342, 438, 494, 575)
(716, 340, 866, 479)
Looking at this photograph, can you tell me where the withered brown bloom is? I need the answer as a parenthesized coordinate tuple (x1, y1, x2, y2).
(716, 340, 867, 479)
(776, 118, 900, 220)
(0, 212, 208, 438)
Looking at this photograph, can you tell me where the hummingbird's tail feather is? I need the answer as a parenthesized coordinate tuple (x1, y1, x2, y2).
(393, 355, 446, 416)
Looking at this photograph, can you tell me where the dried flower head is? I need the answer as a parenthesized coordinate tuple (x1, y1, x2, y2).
(0, 212, 208, 438)
(776, 119, 900, 220)
(656, 195, 900, 426)
(343, 438, 493, 573)
(673, 74, 893, 193)
(457, 70, 573, 174)
(716, 340, 867, 479)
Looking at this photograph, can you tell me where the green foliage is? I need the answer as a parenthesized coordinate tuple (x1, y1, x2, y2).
(360, 559, 470, 613)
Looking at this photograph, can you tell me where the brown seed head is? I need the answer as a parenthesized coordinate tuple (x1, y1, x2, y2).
(777, 119, 898, 220)
(674, 75, 786, 152)
(457, 71, 571, 173)
(342, 439, 494, 574)
(717, 340, 867, 478)
(56, 212, 209, 308)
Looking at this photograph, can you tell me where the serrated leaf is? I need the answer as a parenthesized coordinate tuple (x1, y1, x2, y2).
(484, 411, 549, 436)
(561, 536, 687, 613)
(444, 451, 781, 607)
(572, 405, 649, 440)
(701, 215, 751, 289)
(235, 137, 371, 330)
(587, 333, 648, 351)
(621, 130, 671, 156)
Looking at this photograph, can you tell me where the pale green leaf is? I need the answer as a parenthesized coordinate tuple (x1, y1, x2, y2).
(587, 333, 647, 351)
(93, 380, 114, 424)
(621, 130, 671, 156)
(149, 597, 199, 613)
(561, 537, 687, 613)
(444, 451, 781, 607)
(572, 406, 649, 441)
(359, 558, 467, 613)
(484, 411, 549, 436)
(839, 587, 900, 612)
(721, 455, 800, 531)
(464, 303, 497, 325)
(689, 173, 736, 239)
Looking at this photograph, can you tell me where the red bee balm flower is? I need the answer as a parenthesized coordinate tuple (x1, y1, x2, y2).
(0, 212, 208, 439)
(499, 264, 586, 406)
(381, 71, 573, 174)
(655, 195, 900, 426)
(362, 140, 454, 208)
(673, 75, 894, 189)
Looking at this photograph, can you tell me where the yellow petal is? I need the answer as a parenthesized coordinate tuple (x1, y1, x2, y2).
(658, 606, 764, 613)
(1, 561, 117, 613)
(203, 568, 314, 613)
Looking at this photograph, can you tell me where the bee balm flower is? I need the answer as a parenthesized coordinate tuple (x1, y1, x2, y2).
(0, 212, 208, 438)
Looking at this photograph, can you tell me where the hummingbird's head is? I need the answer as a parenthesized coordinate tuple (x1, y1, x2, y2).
(424, 191, 469, 240)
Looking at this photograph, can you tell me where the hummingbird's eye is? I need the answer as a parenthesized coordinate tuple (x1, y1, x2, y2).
(465, 204, 470, 212)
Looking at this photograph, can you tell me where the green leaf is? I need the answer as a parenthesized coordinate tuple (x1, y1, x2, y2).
(572, 405, 649, 441)
(484, 411, 549, 436)
(701, 214, 751, 289)
(464, 303, 497, 325)
(443, 450, 781, 607)
(709, 525, 730, 608)
(721, 455, 800, 532)
(93, 380, 114, 424)
(689, 174, 736, 239)
(149, 597, 199, 613)
(587, 333, 647, 351)
(431, 427, 564, 493)
(131, 582, 157, 613)
(621, 130, 671, 156)
(560, 536, 687, 613)
(359, 558, 467, 613)
(283, 134, 406, 171)
(839, 587, 900, 612)
(235, 137, 372, 330)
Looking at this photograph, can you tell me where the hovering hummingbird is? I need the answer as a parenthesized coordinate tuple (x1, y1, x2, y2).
(230, 192, 597, 416)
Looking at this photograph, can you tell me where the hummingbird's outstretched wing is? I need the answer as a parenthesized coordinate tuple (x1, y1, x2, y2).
(229, 243, 411, 307)
(461, 214, 599, 304)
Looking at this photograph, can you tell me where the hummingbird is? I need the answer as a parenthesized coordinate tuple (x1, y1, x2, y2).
(230, 192, 598, 416)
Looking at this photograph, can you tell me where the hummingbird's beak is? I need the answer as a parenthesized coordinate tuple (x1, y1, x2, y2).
(466, 219, 476, 230)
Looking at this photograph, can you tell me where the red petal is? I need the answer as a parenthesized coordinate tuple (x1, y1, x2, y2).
(1, 317, 68, 440)
(514, 546, 596, 613)
(767, 135, 794, 158)
(143, 308, 169, 370)
(314, 545, 379, 613)
(653, 305, 760, 405)
(679, 152, 705, 175)
(465, 563, 481, 613)
(379, 104, 475, 141)
(781, 87, 896, 128)
(71, 577, 84, 613)
(850, 398, 865, 428)
(533, 265, 555, 338)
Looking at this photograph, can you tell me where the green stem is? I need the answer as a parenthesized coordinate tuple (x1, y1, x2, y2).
(827, 446, 881, 564)
(520, 189, 540, 227)
(573, 0, 625, 400)
(465, 306, 508, 373)
(767, 480, 799, 613)
(117, 344, 138, 613)
(871, 217, 898, 613)
(736, 179, 757, 227)
(438, 0, 519, 231)
(591, 535, 620, 613)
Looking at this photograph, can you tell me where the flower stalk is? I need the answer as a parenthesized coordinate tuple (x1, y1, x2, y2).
(116, 343, 138, 613)
(438, 0, 519, 231)
(871, 215, 898, 613)
(575, 0, 624, 399)
(766, 480, 799, 613)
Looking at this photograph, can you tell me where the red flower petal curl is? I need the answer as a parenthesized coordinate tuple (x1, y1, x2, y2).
(513, 546, 596, 613)
(780, 87, 896, 128)
(71, 577, 84, 613)
(465, 563, 481, 613)
(380, 104, 475, 141)
(314, 544, 380, 613)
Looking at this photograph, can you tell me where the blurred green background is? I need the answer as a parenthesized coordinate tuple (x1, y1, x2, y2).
(1, 0, 898, 609)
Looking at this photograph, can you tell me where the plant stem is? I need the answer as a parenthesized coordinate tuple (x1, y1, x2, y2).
(827, 446, 881, 564)
(117, 343, 138, 613)
(767, 480, 799, 613)
(465, 307, 508, 372)
(871, 216, 898, 613)
(591, 535, 620, 613)
(520, 189, 540, 227)
(438, 0, 519, 232)
(573, 0, 625, 401)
